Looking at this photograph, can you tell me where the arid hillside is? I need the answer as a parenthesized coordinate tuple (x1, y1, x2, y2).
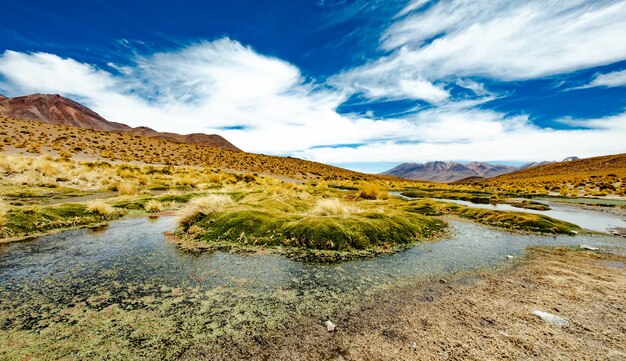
(481, 153, 626, 196)
(0, 116, 370, 180)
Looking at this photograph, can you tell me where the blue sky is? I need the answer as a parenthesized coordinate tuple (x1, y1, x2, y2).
(1, 0, 625, 173)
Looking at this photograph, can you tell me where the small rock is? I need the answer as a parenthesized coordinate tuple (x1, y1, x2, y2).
(324, 320, 336, 332)
(439, 278, 448, 284)
(411, 341, 417, 349)
(506, 255, 514, 259)
(580, 244, 599, 251)
(531, 310, 569, 327)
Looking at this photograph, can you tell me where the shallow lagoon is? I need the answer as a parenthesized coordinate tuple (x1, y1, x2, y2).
(0, 216, 624, 358)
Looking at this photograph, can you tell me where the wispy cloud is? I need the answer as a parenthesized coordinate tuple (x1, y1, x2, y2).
(575, 69, 626, 89)
(296, 111, 626, 163)
(333, 0, 626, 102)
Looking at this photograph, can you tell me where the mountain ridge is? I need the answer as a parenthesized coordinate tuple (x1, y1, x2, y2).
(382, 161, 518, 182)
(383, 157, 582, 182)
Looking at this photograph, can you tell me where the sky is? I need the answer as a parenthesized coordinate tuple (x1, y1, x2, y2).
(0, 0, 625, 173)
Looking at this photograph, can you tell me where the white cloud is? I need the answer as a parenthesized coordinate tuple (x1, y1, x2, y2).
(333, 0, 626, 101)
(577, 69, 626, 89)
(296, 111, 626, 164)
(0, 50, 115, 97)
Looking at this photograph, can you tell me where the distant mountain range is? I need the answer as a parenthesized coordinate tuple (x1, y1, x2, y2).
(382, 157, 580, 182)
(0, 93, 240, 151)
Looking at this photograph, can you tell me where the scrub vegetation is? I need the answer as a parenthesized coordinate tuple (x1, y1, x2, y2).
(0, 123, 610, 254)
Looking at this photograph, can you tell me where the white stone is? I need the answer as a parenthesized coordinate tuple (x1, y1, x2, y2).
(580, 244, 599, 251)
(506, 255, 515, 259)
(531, 310, 569, 327)
(325, 320, 336, 332)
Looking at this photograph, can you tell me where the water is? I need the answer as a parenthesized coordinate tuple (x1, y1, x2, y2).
(1, 216, 624, 305)
(430, 198, 626, 233)
(0, 216, 624, 357)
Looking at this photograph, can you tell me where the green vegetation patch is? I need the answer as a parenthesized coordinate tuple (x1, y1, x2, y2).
(178, 194, 446, 261)
(401, 189, 492, 204)
(405, 199, 579, 235)
(505, 200, 551, 211)
(196, 210, 443, 252)
(0, 203, 124, 239)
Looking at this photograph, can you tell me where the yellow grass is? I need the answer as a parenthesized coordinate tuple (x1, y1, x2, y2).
(117, 181, 139, 196)
(357, 183, 389, 200)
(311, 198, 360, 216)
(0, 196, 7, 227)
(86, 199, 116, 217)
(177, 194, 234, 229)
(144, 200, 163, 213)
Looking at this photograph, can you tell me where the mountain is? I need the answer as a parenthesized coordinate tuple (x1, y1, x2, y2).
(518, 156, 580, 171)
(0, 93, 240, 151)
(0, 93, 130, 131)
(518, 161, 552, 171)
(382, 161, 518, 182)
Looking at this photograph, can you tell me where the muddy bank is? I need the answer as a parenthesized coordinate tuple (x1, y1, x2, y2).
(192, 247, 626, 360)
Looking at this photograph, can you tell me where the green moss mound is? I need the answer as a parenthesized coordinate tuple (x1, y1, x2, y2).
(186, 204, 446, 259)
(0, 203, 123, 239)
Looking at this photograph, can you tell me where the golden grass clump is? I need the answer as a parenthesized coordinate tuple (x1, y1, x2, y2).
(32, 158, 60, 177)
(144, 200, 163, 213)
(311, 198, 360, 216)
(86, 199, 116, 217)
(0, 196, 7, 227)
(117, 181, 139, 195)
(174, 176, 198, 188)
(357, 183, 389, 200)
(177, 194, 234, 229)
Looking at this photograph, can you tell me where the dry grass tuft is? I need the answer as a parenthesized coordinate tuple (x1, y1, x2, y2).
(311, 198, 360, 216)
(117, 181, 139, 196)
(144, 200, 163, 213)
(0, 196, 7, 227)
(357, 183, 389, 200)
(86, 199, 116, 217)
(177, 194, 234, 229)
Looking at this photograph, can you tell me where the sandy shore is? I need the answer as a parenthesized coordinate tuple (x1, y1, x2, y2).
(187, 247, 625, 360)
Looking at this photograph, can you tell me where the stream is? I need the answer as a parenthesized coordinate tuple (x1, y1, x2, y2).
(431, 198, 626, 233)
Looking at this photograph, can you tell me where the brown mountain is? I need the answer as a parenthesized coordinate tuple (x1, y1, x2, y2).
(0, 93, 240, 151)
(0, 93, 130, 131)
